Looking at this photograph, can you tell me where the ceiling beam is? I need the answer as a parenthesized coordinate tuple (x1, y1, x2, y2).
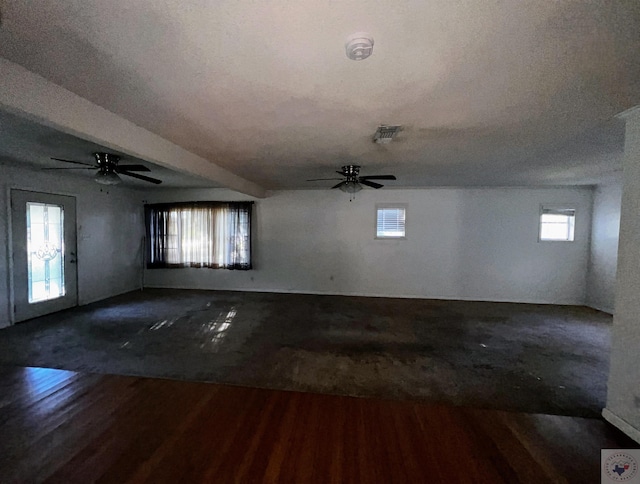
(0, 58, 266, 198)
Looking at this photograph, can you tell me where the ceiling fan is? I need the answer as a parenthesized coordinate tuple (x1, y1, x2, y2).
(307, 165, 396, 193)
(45, 152, 162, 185)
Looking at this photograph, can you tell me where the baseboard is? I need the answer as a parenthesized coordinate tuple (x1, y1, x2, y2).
(586, 303, 614, 315)
(142, 284, 585, 306)
(79, 285, 142, 306)
(603, 408, 640, 444)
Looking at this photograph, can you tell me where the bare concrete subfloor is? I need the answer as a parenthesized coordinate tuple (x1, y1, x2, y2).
(0, 289, 610, 418)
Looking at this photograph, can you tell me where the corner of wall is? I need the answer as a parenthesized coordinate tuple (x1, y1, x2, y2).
(584, 185, 596, 307)
(585, 180, 622, 314)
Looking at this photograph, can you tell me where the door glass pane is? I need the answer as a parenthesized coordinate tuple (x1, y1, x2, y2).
(27, 202, 65, 303)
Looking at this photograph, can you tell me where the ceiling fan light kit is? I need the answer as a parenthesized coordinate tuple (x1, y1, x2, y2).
(94, 170, 122, 185)
(94, 152, 122, 185)
(47, 152, 162, 185)
(307, 165, 396, 199)
(339, 181, 363, 194)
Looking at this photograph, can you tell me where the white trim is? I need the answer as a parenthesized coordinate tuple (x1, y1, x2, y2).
(4, 188, 15, 326)
(603, 408, 640, 444)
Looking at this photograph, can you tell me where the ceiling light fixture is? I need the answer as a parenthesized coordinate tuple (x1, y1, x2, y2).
(93, 152, 122, 185)
(94, 170, 122, 185)
(339, 181, 363, 194)
(345, 32, 374, 61)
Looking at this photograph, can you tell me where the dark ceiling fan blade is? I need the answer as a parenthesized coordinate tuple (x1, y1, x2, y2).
(331, 181, 347, 189)
(116, 164, 150, 172)
(50, 157, 95, 167)
(360, 180, 384, 189)
(119, 171, 162, 184)
(359, 175, 396, 180)
(306, 177, 345, 181)
(42, 167, 96, 170)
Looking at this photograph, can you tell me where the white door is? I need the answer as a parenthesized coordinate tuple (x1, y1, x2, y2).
(11, 190, 78, 322)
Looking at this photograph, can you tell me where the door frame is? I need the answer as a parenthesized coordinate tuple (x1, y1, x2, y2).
(7, 186, 79, 325)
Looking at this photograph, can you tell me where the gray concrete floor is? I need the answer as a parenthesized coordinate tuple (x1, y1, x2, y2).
(0, 289, 611, 417)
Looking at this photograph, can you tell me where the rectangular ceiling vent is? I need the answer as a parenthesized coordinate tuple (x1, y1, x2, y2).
(373, 125, 402, 144)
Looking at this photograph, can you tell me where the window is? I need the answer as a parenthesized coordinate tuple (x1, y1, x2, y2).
(146, 202, 252, 269)
(539, 207, 575, 241)
(376, 205, 406, 238)
(26, 202, 65, 303)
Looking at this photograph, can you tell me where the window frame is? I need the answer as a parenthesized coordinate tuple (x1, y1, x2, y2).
(375, 203, 407, 240)
(538, 205, 576, 242)
(145, 201, 253, 270)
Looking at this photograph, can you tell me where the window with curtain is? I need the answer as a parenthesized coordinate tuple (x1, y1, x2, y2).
(145, 202, 253, 269)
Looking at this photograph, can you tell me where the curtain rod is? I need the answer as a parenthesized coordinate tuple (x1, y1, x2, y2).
(145, 201, 255, 207)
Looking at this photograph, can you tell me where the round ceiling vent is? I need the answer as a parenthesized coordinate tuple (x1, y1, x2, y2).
(345, 32, 374, 61)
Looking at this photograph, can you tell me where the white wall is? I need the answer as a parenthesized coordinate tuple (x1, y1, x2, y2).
(604, 107, 640, 443)
(143, 186, 593, 305)
(0, 162, 144, 328)
(586, 180, 622, 313)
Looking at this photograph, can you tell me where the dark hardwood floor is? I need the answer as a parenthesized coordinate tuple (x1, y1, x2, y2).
(0, 366, 636, 483)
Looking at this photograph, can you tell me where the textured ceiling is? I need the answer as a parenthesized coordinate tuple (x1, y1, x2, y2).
(0, 0, 638, 189)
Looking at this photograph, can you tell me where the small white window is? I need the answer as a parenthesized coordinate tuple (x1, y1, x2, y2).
(539, 207, 575, 241)
(376, 205, 406, 239)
